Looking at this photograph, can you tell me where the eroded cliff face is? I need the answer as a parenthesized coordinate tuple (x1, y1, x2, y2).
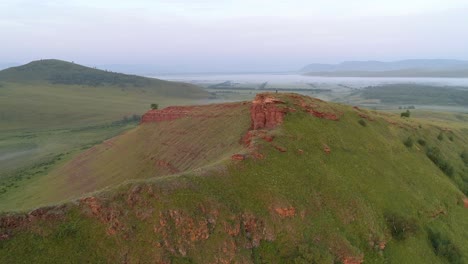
(140, 103, 248, 124)
(250, 94, 290, 130)
(140, 106, 193, 123)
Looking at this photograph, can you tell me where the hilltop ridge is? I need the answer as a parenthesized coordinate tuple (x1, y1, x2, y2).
(0, 59, 204, 92)
(1, 93, 468, 263)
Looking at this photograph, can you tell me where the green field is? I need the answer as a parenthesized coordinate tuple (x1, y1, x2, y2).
(359, 84, 468, 107)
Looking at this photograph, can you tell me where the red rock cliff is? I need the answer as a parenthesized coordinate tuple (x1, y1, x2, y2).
(250, 94, 288, 130)
(140, 106, 193, 123)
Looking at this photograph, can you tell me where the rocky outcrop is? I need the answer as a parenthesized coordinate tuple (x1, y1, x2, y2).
(274, 207, 296, 218)
(323, 144, 331, 154)
(80, 196, 124, 236)
(140, 106, 193, 123)
(250, 94, 289, 130)
(231, 154, 245, 161)
(141, 103, 244, 124)
(290, 94, 341, 121)
(155, 160, 180, 174)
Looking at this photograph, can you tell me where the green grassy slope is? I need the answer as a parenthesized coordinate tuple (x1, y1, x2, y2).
(1, 93, 467, 263)
(0, 102, 251, 211)
(0, 60, 210, 194)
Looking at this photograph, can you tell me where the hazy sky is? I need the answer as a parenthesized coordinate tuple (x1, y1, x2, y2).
(1, 0, 468, 72)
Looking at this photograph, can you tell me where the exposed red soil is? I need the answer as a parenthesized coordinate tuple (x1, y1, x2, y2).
(358, 113, 374, 121)
(343, 256, 364, 264)
(0, 206, 66, 241)
(273, 145, 287, 152)
(155, 160, 180, 174)
(141, 106, 191, 123)
(80, 196, 102, 216)
(239, 93, 343, 161)
(79, 196, 124, 236)
(250, 94, 289, 130)
(252, 151, 265, 160)
(353, 106, 375, 121)
(323, 144, 331, 154)
(140, 103, 244, 124)
(0, 215, 27, 230)
(274, 207, 296, 218)
(290, 94, 341, 121)
(309, 110, 340, 120)
(464, 198, 468, 208)
(379, 241, 386, 250)
(231, 154, 246, 161)
(242, 131, 254, 146)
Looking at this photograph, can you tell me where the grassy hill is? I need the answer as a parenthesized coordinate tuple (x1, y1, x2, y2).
(1, 93, 467, 263)
(0, 59, 210, 199)
(0, 102, 251, 211)
(0, 59, 209, 131)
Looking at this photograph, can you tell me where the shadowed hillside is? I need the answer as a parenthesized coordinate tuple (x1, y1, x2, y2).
(1, 93, 467, 263)
(0, 59, 208, 98)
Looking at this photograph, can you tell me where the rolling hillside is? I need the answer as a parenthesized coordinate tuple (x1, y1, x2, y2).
(1, 93, 467, 263)
(0, 59, 209, 131)
(0, 59, 210, 200)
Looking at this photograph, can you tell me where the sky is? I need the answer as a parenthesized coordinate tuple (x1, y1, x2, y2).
(1, 0, 468, 72)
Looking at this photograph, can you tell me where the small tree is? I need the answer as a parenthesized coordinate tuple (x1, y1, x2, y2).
(151, 103, 159, 110)
(401, 110, 410, 118)
(437, 133, 444, 141)
(403, 137, 413, 148)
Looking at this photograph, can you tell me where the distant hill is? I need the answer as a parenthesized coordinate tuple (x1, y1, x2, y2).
(1, 93, 468, 263)
(0, 59, 205, 92)
(0, 59, 209, 131)
(301, 59, 468, 77)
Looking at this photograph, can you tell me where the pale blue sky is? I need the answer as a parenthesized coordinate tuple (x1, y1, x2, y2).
(1, 0, 468, 72)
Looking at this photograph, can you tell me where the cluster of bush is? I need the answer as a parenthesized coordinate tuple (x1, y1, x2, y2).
(403, 137, 413, 148)
(358, 119, 367, 127)
(112, 114, 141, 125)
(384, 213, 463, 263)
(426, 147, 454, 177)
(461, 151, 468, 166)
(401, 110, 411, 118)
(428, 230, 462, 264)
(48, 72, 151, 87)
(385, 213, 418, 241)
